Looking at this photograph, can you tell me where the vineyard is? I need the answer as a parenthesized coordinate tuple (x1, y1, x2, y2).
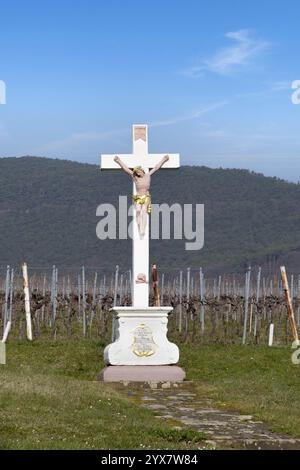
(1, 264, 299, 346)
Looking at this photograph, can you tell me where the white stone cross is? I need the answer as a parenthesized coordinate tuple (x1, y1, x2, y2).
(101, 124, 180, 308)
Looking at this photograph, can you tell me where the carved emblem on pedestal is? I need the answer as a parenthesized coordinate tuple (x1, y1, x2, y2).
(132, 323, 156, 357)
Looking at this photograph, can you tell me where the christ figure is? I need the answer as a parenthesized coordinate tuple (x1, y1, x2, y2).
(114, 154, 169, 236)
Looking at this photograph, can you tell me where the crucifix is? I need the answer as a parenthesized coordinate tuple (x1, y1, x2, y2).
(101, 124, 180, 308)
(99, 124, 185, 379)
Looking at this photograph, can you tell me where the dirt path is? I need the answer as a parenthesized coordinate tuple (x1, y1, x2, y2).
(120, 383, 300, 450)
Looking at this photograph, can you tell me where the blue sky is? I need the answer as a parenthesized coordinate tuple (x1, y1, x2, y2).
(1, 0, 300, 181)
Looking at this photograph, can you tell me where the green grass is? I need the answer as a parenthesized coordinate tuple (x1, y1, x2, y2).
(0, 339, 205, 450)
(179, 343, 300, 437)
(1, 339, 300, 449)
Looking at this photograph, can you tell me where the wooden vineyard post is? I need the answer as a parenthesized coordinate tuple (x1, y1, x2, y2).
(268, 323, 274, 346)
(249, 301, 253, 333)
(160, 273, 165, 306)
(2, 321, 11, 344)
(179, 270, 183, 333)
(242, 266, 251, 345)
(22, 263, 33, 341)
(280, 266, 300, 346)
(128, 270, 132, 300)
(254, 267, 261, 338)
(217, 275, 221, 300)
(112, 265, 119, 341)
(4, 266, 10, 329)
(51, 265, 57, 326)
(90, 271, 98, 334)
(199, 267, 205, 332)
(113, 265, 119, 307)
(8, 267, 14, 328)
(82, 266, 86, 337)
(41, 275, 46, 325)
(1, 320, 11, 365)
(152, 264, 160, 307)
(77, 273, 81, 319)
(186, 267, 190, 302)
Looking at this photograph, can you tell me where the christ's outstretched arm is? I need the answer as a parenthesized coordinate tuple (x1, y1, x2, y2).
(149, 155, 169, 176)
(114, 156, 133, 176)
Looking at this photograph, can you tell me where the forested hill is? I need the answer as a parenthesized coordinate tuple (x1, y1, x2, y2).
(1, 156, 300, 275)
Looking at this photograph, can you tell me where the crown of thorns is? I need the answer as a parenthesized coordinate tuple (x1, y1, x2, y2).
(133, 166, 143, 173)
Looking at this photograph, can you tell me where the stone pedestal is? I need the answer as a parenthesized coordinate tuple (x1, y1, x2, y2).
(100, 307, 185, 382)
(99, 365, 185, 382)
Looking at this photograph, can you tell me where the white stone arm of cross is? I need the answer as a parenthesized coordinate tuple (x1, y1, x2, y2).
(101, 153, 180, 172)
(114, 155, 133, 176)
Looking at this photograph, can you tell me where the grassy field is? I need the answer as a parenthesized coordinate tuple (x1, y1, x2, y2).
(181, 343, 300, 438)
(0, 339, 300, 449)
(0, 339, 206, 450)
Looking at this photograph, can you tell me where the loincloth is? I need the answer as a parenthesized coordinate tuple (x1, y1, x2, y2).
(132, 194, 152, 213)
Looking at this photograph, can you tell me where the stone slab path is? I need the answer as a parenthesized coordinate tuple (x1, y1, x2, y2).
(120, 383, 300, 450)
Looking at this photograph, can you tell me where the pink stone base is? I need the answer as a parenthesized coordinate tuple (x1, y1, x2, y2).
(99, 366, 186, 383)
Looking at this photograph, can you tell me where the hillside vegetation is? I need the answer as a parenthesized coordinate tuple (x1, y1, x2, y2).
(0, 156, 300, 274)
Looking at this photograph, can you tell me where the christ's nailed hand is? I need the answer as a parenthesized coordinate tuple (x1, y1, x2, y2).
(164, 155, 169, 161)
(114, 155, 119, 162)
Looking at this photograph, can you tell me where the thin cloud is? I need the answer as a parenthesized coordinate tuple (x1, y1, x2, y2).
(236, 80, 292, 99)
(32, 102, 228, 156)
(33, 128, 126, 154)
(269, 80, 292, 92)
(182, 29, 270, 77)
(150, 101, 228, 128)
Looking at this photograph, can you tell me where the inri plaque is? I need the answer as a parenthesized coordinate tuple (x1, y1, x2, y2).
(132, 323, 157, 357)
